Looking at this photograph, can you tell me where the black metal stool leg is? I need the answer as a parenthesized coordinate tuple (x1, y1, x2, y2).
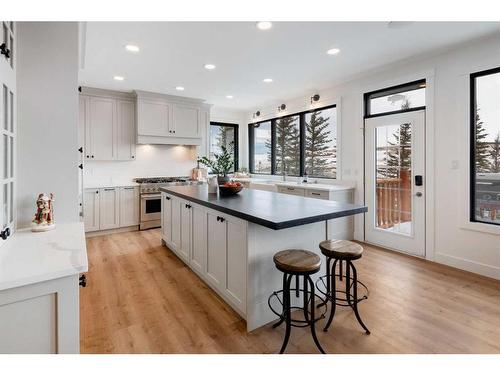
(317, 257, 331, 308)
(345, 260, 351, 306)
(279, 274, 293, 354)
(303, 275, 309, 321)
(323, 259, 338, 332)
(273, 272, 287, 329)
(296, 274, 300, 298)
(308, 276, 325, 354)
(350, 262, 370, 335)
(339, 260, 343, 281)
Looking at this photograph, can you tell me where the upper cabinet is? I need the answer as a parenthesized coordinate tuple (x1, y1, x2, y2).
(79, 87, 136, 161)
(135, 90, 210, 146)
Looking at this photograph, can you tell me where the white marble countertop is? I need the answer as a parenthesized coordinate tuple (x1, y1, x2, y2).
(0, 222, 88, 291)
(233, 178, 355, 191)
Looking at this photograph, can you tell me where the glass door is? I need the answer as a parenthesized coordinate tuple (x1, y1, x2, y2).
(0, 21, 15, 245)
(364, 110, 425, 256)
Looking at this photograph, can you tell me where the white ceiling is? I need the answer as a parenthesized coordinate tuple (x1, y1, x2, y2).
(79, 22, 500, 111)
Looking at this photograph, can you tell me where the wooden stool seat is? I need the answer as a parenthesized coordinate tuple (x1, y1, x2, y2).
(273, 249, 321, 274)
(319, 240, 363, 260)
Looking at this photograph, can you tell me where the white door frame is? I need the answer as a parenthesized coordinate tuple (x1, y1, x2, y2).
(364, 110, 426, 256)
(357, 69, 436, 261)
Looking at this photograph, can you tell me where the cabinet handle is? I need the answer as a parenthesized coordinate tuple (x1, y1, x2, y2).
(86, 155, 90, 158)
(104, 188, 115, 191)
(79, 274, 87, 287)
(0, 43, 11, 59)
(166, 196, 171, 200)
(124, 187, 135, 190)
(217, 216, 225, 223)
(185, 203, 191, 209)
(78, 146, 83, 153)
(0, 227, 11, 240)
(287, 187, 294, 190)
(131, 155, 135, 159)
(78, 164, 83, 170)
(311, 192, 321, 196)
(96, 190, 99, 194)
(91, 155, 94, 158)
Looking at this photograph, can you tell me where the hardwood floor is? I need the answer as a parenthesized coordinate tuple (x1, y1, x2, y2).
(80, 229, 500, 354)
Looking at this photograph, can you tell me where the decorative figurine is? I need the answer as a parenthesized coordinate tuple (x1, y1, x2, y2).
(32, 193, 55, 232)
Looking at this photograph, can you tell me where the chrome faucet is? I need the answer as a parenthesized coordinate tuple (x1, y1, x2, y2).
(281, 168, 287, 181)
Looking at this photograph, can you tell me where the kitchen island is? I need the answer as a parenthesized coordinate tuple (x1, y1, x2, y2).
(160, 185, 367, 331)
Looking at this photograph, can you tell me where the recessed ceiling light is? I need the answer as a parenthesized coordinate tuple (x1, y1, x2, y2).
(125, 44, 140, 53)
(256, 21, 272, 30)
(263, 78, 273, 83)
(113, 76, 124, 81)
(204, 64, 216, 70)
(326, 48, 340, 55)
(226, 95, 234, 99)
(175, 86, 185, 91)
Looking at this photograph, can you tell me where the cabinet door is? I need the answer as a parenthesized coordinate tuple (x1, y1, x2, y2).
(119, 187, 139, 227)
(116, 100, 136, 160)
(178, 201, 192, 262)
(170, 196, 182, 251)
(99, 188, 120, 230)
(78, 96, 89, 159)
(162, 193, 172, 243)
(206, 212, 227, 290)
(226, 217, 247, 311)
(171, 104, 199, 138)
(190, 204, 207, 273)
(89, 97, 115, 160)
(137, 99, 170, 137)
(83, 189, 100, 232)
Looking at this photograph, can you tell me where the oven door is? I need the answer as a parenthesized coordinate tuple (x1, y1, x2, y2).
(140, 193, 162, 222)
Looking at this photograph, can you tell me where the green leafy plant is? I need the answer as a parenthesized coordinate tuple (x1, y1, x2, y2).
(198, 143, 234, 177)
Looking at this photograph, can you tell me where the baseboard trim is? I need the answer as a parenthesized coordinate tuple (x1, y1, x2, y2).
(435, 252, 500, 280)
(85, 225, 140, 238)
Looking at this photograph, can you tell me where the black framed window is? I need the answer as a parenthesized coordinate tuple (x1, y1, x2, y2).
(470, 67, 500, 226)
(248, 105, 337, 178)
(209, 122, 238, 172)
(364, 79, 426, 118)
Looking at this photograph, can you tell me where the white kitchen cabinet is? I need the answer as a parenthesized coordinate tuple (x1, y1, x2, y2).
(190, 203, 207, 274)
(170, 196, 182, 252)
(171, 104, 199, 138)
(99, 188, 120, 230)
(135, 90, 209, 145)
(178, 200, 192, 262)
(277, 185, 305, 196)
(79, 88, 136, 161)
(161, 194, 172, 243)
(89, 96, 115, 160)
(119, 187, 139, 227)
(206, 211, 227, 291)
(137, 99, 170, 137)
(116, 100, 136, 160)
(225, 216, 247, 312)
(83, 189, 100, 232)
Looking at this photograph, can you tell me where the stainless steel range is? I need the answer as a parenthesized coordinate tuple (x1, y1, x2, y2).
(134, 177, 201, 230)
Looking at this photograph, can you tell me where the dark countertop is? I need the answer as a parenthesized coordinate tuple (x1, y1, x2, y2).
(160, 185, 367, 230)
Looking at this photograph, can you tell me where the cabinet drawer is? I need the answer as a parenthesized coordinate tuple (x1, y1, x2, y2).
(306, 189, 330, 200)
(278, 186, 305, 196)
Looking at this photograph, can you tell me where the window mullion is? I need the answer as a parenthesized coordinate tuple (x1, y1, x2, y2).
(299, 113, 306, 177)
(271, 119, 276, 175)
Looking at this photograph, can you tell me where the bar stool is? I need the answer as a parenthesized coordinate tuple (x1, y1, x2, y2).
(268, 249, 326, 354)
(316, 240, 370, 334)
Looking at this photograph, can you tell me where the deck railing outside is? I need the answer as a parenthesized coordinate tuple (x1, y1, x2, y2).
(376, 169, 412, 229)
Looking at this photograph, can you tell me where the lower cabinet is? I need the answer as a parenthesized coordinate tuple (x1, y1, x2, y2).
(99, 188, 120, 230)
(161, 193, 247, 317)
(83, 186, 139, 232)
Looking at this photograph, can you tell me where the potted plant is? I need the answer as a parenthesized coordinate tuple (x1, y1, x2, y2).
(197, 143, 234, 185)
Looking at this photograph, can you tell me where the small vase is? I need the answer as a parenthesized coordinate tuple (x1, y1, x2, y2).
(217, 175, 229, 185)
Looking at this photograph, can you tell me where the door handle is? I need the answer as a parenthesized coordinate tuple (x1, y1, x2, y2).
(415, 175, 423, 186)
(416, 192, 423, 197)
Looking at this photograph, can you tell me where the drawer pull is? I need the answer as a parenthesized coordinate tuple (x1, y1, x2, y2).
(104, 188, 115, 191)
(123, 187, 135, 190)
(287, 187, 295, 190)
(311, 192, 321, 196)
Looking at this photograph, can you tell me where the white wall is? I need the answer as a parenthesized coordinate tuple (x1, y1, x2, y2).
(17, 22, 80, 228)
(242, 33, 500, 279)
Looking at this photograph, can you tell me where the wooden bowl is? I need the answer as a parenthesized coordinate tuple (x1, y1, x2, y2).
(218, 185, 243, 196)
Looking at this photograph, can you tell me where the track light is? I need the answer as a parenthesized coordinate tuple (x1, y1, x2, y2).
(277, 104, 286, 112)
